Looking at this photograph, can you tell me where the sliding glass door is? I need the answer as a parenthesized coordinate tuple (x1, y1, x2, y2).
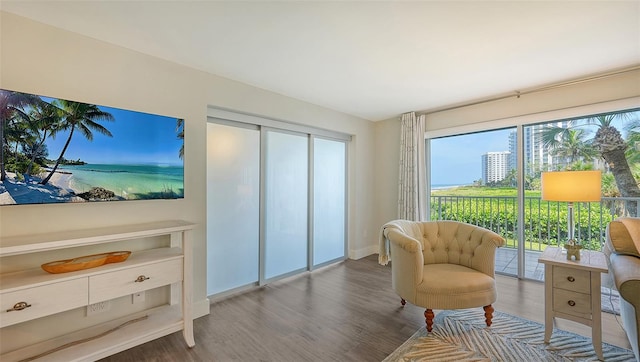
(427, 107, 640, 280)
(428, 128, 519, 277)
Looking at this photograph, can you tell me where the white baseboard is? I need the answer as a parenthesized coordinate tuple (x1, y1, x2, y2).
(349, 245, 378, 260)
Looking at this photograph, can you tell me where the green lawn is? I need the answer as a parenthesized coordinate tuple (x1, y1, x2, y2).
(432, 186, 540, 198)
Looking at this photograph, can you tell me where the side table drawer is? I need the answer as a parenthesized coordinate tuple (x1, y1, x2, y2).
(89, 258, 183, 303)
(553, 288, 591, 318)
(0, 279, 88, 328)
(553, 266, 590, 294)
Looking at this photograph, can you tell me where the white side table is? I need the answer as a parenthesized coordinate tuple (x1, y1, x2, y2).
(538, 246, 609, 360)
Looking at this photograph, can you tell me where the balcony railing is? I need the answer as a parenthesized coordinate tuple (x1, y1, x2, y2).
(430, 195, 639, 251)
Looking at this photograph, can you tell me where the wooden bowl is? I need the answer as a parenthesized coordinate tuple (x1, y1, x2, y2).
(105, 251, 132, 264)
(41, 251, 131, 274)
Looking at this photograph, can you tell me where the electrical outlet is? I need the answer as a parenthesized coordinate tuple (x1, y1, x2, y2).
(132, 291, 145, 304)
(87, 300, 111, 316)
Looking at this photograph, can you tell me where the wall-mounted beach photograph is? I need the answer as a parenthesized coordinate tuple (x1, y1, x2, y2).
(0, 89, 184, 205)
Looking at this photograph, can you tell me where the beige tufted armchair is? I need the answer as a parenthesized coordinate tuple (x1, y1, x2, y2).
(379, 220, 505, 332)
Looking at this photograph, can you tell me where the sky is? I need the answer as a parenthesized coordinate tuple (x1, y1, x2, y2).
(41, 97, 183, 166)
(429, 110, 639, 186)
(430, 128, 512, 186)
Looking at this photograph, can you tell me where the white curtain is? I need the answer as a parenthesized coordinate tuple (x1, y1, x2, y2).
(397, 112, 427, 221)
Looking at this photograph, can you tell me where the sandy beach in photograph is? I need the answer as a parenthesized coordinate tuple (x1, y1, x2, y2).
(49, 171, 77, 193)
(0, 171, 84, 205)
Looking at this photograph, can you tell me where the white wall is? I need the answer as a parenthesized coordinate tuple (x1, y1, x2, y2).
(0, 11, 377, 350)
(373, 69, 640, 230)
(373, 117, 401, 232)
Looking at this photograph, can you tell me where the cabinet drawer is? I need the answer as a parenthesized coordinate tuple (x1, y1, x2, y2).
(553, 288, 591, 318)
(1, 279, 87, 328)
(89, 258, 182, 303)
(552, 266, 590, 294)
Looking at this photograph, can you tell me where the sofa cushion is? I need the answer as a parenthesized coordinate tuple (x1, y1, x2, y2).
(608, 218, 640, 257)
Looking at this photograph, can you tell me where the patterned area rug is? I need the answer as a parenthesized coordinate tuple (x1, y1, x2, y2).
(383, 309, 635, 362)
(601, 286, 621, 315)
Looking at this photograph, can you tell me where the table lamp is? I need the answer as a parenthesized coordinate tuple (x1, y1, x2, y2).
(541, 170, 601, 260)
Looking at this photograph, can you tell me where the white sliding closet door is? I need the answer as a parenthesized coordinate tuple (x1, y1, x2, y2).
(263, 130, 308, 280)
(207, 110, 350, 297)
(206, 123, 260, 295)
(313, 137, 346, 266)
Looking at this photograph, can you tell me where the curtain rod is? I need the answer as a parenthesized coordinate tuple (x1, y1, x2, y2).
(421, 64, 640, 115)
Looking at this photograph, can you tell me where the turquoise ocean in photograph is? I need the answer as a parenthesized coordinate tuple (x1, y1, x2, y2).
(58, 164, 184, 199)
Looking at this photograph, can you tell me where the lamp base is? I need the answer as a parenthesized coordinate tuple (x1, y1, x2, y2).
(564, 239, 582, 261)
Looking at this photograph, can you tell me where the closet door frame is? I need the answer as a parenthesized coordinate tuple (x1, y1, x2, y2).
(309, 135, 348, 271)
(259, 127, 309, 285)
(207, 107, 350, 295)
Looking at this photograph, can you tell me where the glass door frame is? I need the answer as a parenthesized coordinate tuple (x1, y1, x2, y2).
(426, 127, 525, 278)
(425, 98, 640, 280)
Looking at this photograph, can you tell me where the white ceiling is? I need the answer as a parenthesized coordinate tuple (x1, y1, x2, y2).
(1, 1, 639, 121)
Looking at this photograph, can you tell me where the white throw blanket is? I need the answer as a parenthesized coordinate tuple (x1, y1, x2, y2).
(378, 221, 405, 265)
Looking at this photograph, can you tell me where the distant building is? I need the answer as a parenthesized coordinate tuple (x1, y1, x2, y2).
(482, 151, 510, 184)
(508, 131, 517, 173)
(508, 120, 572, 176)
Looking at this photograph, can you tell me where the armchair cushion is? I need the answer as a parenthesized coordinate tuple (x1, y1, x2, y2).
(416, 264, 497, 309)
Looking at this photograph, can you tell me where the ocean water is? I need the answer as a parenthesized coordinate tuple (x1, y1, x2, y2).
(431, 183, 469, 190)
(58, 164, 184, 199)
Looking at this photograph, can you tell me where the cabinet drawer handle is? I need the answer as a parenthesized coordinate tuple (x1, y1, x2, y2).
(567, 276, 575, 282)
(7, 301, 32, 312)
(135, 275, 150, 283)
(568, 300, 576, 307)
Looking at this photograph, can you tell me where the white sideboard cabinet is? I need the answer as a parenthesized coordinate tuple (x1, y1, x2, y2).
(0, 220, 195, 361)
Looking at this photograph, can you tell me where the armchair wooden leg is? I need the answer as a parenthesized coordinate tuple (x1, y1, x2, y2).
(425, 309, 434, 332)
(400, 298, 406, 307)
(483, 305, 494, 327)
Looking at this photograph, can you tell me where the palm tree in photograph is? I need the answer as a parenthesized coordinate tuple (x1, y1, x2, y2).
(5, 112, 36, 156)
(24, 102, 62, 177)
(0, 90, 42, 181)
(176, 118, 184, 160)
(40, 100, 114, 185)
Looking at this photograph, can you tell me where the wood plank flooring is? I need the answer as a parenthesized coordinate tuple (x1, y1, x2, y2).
(100, 255, 631, 361)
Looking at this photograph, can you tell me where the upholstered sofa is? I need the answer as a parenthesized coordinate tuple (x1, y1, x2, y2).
(604, 217, 640, 361)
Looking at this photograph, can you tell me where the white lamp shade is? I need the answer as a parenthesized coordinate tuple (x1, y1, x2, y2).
(541, 171, 601, 202)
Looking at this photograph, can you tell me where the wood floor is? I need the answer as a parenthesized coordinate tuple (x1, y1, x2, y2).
(100, 255, 632, 362)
